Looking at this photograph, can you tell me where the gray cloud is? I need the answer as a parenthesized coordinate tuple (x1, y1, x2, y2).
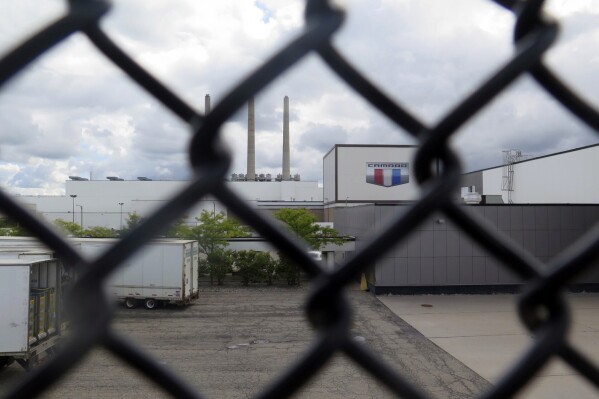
(1, 0, 598, 194)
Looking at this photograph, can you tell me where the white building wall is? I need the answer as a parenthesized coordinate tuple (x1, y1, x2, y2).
(330, 145, 419, 203)
(481, 145, 599, 204)
(15, 179, 322, 229)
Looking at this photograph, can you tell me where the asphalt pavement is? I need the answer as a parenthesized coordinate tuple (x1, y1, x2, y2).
(1, 285, 490, 398)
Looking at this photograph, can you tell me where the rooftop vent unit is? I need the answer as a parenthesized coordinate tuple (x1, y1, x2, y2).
(137, 177, 152, 181)
(68, 176, 88, 181)
(106, 176, 124, 181)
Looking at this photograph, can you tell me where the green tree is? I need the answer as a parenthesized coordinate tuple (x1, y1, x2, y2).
(123, 212, 143, 232)
(273, 208, 344, 250)
(54, 219, 83, 237)
(274, 208, 345, 285)
(190, 210, 250, 257)
(187, 210, 250, 285)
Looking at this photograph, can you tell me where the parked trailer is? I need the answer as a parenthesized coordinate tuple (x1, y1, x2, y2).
(0, 258, 63, 370)
(72, 238, 199, 309)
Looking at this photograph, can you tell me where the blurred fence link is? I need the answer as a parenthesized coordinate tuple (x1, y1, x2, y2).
(1, 0, 599, 398)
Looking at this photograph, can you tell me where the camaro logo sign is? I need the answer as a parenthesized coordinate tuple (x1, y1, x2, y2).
(366, 162, 409, 187)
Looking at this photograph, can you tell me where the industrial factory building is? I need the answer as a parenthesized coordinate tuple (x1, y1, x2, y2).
(325, 143, 599, 293)
(13, 96, 323, 229)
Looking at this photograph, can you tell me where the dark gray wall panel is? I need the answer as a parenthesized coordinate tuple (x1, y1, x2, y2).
(459, 257, 473, 284)
(395, 258, 408, 284)
(535, 206, 548, 229)
(523, 207, 535, 229)
(484, 206, 498, 229)
(408, 258, 421, 284)
(434, 231, 446, 257)
(498, 207, 511, 231)
(421, 231, 434, 257)
(547, 207, 561, 229)
(522, 231, 535, 255)
(485, 257, 499, 284)
(561, 207, 576, 230)
(473, 257, 486, 284)
(447, 257, 460, 284)
(447, 230, 459, 256)
(459, 234, 473, 256)
(535, 230, 549, 257)
(393, 240, 408, 258)
(472, 241, 486, 257)
(434, 257, 447, 284)
(407, 233, 421, 257)
(421, 257, 434, 284)
(510, 206, 523, 230)
(548, 230, 561, 259)
(380, 258, 395, 286)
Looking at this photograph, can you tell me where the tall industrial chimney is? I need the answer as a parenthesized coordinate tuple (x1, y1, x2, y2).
(247, 97, 256, 181)
(282, 96, 291, 181)
(205, 94, 211, 114)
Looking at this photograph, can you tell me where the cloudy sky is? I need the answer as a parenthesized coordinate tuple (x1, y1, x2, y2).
(0, 0, 598, 195)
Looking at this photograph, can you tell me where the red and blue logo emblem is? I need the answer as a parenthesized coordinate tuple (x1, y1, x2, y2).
(366, 162, 409, 187)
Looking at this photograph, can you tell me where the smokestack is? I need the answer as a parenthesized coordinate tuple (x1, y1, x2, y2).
(247, 97, 256, 181)
(204, 94, 211, 114)
(282, 96, 291, 181)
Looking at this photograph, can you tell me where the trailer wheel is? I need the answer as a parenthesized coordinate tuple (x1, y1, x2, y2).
(144, 298, 158, 309)
(125, 298, 138, 309)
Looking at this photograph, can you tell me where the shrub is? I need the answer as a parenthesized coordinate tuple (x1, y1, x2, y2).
(233, 251, 275, 286)
(206, 249, 232, 285)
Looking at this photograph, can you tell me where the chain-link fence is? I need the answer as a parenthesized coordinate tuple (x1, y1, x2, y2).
(2, 0, 599, 397)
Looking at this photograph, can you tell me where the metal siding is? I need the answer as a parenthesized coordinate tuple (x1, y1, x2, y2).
(459, 257, 473, 284)
(459, 234, 473, 257)
(420, 231, 434, 257)
(472, 241, 486, 257)
(522, 231, 535, 256)
(472, 257, 486, 284)
(535, 206, 548, 230)
(393, 241, 408, 258)
(497, 207, 511, 231)
(484, 206, 498, 229)
(447, 230, 459, 257)
(523, 207, 535, 228)
(407, 258, 420, 285)
(407, 232, 420, 257)
(510, 206, 523, 230)
(547, 206, 561, 229)
(485, 257, 499, 284)
(535, 230, 549, 257)
(380, 258, 395, 286)
(421, 258, 434, 284)
(548, 230, 561, 259)
(395, 258, 408, 285)
(446, 257, 460, 284)
(433, 231, 446, 257)
(433, 257, 447, 284)
(0, 266, 30, 353)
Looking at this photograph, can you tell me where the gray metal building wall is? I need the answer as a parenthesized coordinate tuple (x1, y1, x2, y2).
(334, 204, 599, 293)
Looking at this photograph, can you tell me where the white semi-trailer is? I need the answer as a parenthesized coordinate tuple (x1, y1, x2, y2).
(73, 238, 199, 309)
(0, 258, 64, 370)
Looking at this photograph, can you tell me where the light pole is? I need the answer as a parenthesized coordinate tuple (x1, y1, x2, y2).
(69, 195, 77, 223)
(118, 202, 124, 230)
(76, 205, 83, 228)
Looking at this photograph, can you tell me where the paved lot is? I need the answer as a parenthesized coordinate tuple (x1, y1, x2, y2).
(1, 286, 489, 398)
(379, 293, 599, 399)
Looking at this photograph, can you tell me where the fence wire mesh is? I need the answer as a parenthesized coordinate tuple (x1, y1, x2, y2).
(1, 0, 599, 398)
